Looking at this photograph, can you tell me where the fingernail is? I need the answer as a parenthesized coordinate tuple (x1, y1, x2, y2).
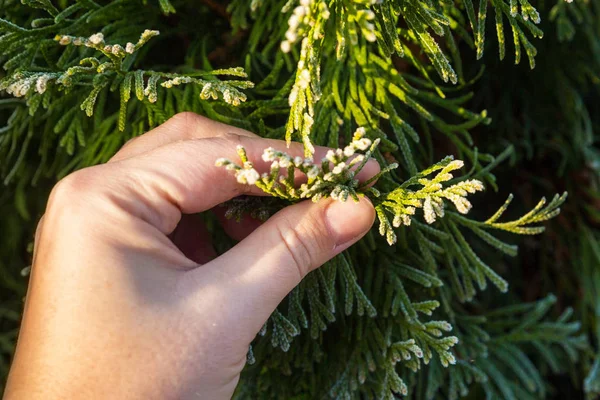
(325, 197, 375, 249)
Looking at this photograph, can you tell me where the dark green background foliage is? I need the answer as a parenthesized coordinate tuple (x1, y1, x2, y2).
(1, 0, 599, 398)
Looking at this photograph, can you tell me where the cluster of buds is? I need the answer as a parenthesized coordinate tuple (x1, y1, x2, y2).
(287, 41, 314, 118)
(161, 77, 250, 106)
(280, 0, 330, 53)
(217, 154, 261, 185)
(2, 72, 57, 97)
(161, 76, 190, 89)
(56, 32, 117, 53)
(55, 29, 160, 59)
(4, 74, 34, 97)
(216, 127, 390, 203)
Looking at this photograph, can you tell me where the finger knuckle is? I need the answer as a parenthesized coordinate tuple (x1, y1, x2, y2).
(120, 135, 140, 151)
(218, 131, 245, 143)
(274, 214, 331, 280)
(48, 168, 101, 210)
(275, 222, 313, 281)
(168, 111, 207, 128)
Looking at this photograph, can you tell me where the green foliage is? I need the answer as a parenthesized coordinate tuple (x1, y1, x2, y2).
(376, 157, 485, 244)
(1, 0, 599, 398)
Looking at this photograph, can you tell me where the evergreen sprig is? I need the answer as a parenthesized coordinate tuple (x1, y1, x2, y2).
(217, 127, 493, 248)
(483, 192, 568, 234)
(0, 29, 253, 130)
(376, 157, 485, 245)
(217, 127, 391, 202)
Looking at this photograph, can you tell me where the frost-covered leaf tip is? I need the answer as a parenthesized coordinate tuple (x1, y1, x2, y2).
(376, 158, 484, 245)
(216, 127, 394, 203)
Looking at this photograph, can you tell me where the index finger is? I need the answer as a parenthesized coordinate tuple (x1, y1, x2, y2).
(109, 112, 258, 163)
(107, 134, 379, 234)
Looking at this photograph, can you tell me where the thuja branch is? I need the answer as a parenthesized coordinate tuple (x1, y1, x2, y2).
(0, 30, 254, 130)
(216, 127, 485, 244)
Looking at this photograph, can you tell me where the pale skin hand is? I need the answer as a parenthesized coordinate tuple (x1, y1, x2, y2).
(4, 112, 378, 399)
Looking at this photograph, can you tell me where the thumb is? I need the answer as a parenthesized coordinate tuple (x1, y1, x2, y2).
(191, 197, 375, 335)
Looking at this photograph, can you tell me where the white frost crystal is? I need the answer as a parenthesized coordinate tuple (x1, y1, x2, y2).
(141, 29, 160, 40)
(3, 72, 59, 98)
(280, 40, 291, 53)
(262, 147, 276, 162)
(58, 36, 71, 45)
(35, 75, 49, 94)
(111, 44, 124, 55)
(88, 32, 104, 45)
(7, 80, 31, 97)
(236, 168, 260, 185)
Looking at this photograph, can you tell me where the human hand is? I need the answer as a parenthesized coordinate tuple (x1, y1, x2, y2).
(4, 113, 378, 399)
